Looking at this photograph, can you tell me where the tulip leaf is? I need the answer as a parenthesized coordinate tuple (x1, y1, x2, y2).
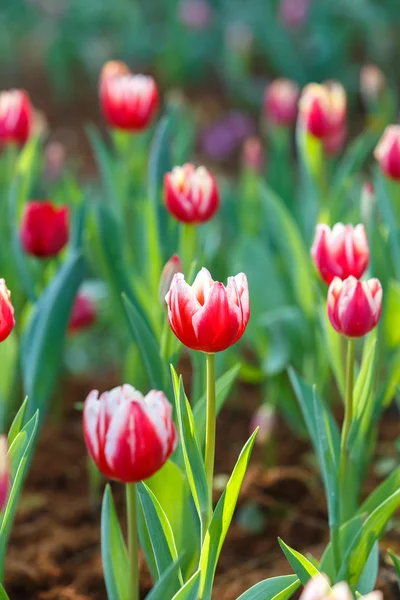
(388, 550, 400, 579)
(320, 515, 363, 580)
(278, 539, 321, 586)
(356, 542, 379, 595)
(199, 430, 257, 599)
(101, 485, 129, 600)
(87, 125, 120, 206)
(357, 466, 400, 517)
(332, 131, 379, 200)
(8, 397, 28, 447)
(236, 574, 300, 600)
(321, 306, 345, 400)
(171, 570, 201, 600)
(145, 559, 184, 600)
(374, 169, 400, 280)
(0, 584, 9, 599)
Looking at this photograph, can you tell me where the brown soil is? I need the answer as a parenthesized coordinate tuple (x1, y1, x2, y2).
(4, 374, 400, 600)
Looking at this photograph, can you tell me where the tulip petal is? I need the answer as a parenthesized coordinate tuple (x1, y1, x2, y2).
(167, 275, 201, 349)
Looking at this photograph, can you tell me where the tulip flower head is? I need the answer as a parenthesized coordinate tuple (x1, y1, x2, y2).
(83, 385, 177, 483)
(100, 65, 159, 131)
(0, 437, 9, 512)
(164, 164, 219, 224)
(20, 201, 69, 258)
(0, 280, 15, 343)
(299, 575, 382, 600)
(159, 254, 183, 306)
(327, 276, 382, 338)
(0, 89, 32, 147)
(374, 125, 400, 180)
(264, 79, 300, 127)
(360, 64, 386, 105)
(166, 267, 250, 353)
(69, 293, 97, 333)
(299, 82, 347, 143)
(311, 223, 369, 285)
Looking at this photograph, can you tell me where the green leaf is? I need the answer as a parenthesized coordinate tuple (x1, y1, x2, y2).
(21, 250, 85, 423)
(0, 584, 9, 599)
(321, 306, 345, 399)
(87, 125, 119, 205)
(332, 132, 379, 198)
(236, 574, 300, 600)
(101, 485, 129, 600)
(8, 397, 28, 446)
(374, 169, 400, 280)
(358, 466, 400, 517)
(320, 515, 363, 580)
(388, 550, 400, 579)
(171, 570, 201, 600)
(145, 559, 184, 600)
(356, 542, 379, 595)
(199, 430, 258, 599)
(137, 482, 181, 588)
(278, 539, 320, 586)
(384, 279, 400, 348)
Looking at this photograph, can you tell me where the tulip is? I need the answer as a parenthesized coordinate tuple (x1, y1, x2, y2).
(69, 293, 97, 333)
(242, 136, 265, 173)
(360, 64, 386, 105)
(0, 280, 15, 343)
(83, 385, 177, 483)
(311, 223, 369, 285)
(327, 276, 382, 338)
(159, 255, 183, 306)
(100, 67, 159, 131)
(178, 0, 212, 30)
(299, 575, 382, 600)
(299, 82, 347, 141)
(361, 182, 375, 223)
(0, 437, 9, 512)
(278, 0, 311, 29)
(20, 201, 69, 258)
(374, 125, 400, 180)
(166, 267, 250, 353)
(0, 89, 32, 147)
(164, 164, 219, 224)
(264, 79, 300, 127)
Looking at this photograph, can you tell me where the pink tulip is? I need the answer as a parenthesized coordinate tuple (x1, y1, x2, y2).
(0, 280, 15, 343)
(164, 164, 219, 224)
(374, 125, 400, 180)
(264, 79, 300, 127)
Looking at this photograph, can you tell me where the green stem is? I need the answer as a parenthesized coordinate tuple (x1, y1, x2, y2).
(180, 223, 197, 273)
(204, 353, 216, 513)
(340, 338, 355, 483)
(126, 483, 139, 600)
(331, 525, 341, 581)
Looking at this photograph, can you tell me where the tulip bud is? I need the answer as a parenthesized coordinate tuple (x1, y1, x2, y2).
(250, 405, 276, 445)
(327, 276, 382, 338)
(69, 293, 97, 333)
(166, 267, 250, 353)
(263, 79, 300, 127)
(159, 255, 183, 306)
(20, 200, 69, 259)
(278, 0, 311, 29)
(99, 69, 159, 131)
(0, 280, 15, 343)
(299, 82, 346, 140)
(311, 223, 369, 285)
(360, 64, 386, 105)
(242, 136, 265, 173)
(374, 125, 400, 180)
(0, 437, 9, 512)
(0, 89, 32, 147)
(83, 385, 177, 482)
(164, 164, 219, 224)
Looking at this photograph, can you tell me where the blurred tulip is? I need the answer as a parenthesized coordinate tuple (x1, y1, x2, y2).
(242, 136, 265, 173)
(166, 267, 250, 353)
(44, 141, 66, 182)
(69, 293, 97, 333)
(299, 82, 347, 141)
(327, 276, 382, 338)
(100, 69, 159, 131)
(0, 280, 15, 343)
(20, 201, 69, 258)
(159, 255, 183, 306)
(164, 164, 219, 224)
(264, 79, 300, 127)
(300, 575, 382, 600)
(178, 0, 212, 30)
(0, 437, 9, 512)
(99, 60, 130, 84)
(311, 223, 369, 285)
(250, 405, 276, 445)
(323, 123, 347, 155)
(374, 125, 400, 180)
(0, 89, 32, 147)
(361, 182, 375, 223)
(360, 64, 386, 104)
(278, 0, 311, 29)
(83, 385, 177, 482)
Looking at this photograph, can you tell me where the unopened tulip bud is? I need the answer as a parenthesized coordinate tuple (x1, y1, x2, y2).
(250, 405, 276, 445)
(159, 255, 183, 306)
(0, 89, 32, 147)
(242, 137, 264, 173)
(311, 223, 369, 285)
(299, 82, 346, 140)
(83, 385, 177, 482)
(0, 437, 9, 512)
(164, 164, 219, 224)
(374, 125, 400, 180)
(264, 79, 300, 127)
(360, 64, 386, 104)
(166, 267, 250, 353)
(20, 200, 69, 258)
(0, 280, 15, 343)
(327, 276, 382, 338)
(69, 293, 97, 333)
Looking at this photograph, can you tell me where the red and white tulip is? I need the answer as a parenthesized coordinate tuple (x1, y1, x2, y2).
(264, 79, 300, 127)
(374, 125, 400, 180)
(164, 164, 219, 224)
(0, 89, 32, 147)
(0, 280, 15, 343)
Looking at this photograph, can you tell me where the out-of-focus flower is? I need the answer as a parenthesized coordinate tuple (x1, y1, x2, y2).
(178, 0, 212, 29)
(44, 141, 66, 182)
(242, 136, 265, 173)
(264, 79, 300, 127)
(360, 64, 386, 105)
(83, 385, 177, 482)
(278, 0, 312, 29)
(159, 255, 183, 306)
(0, 89, 32, 147)
(164, 164, 219, 224)
(250, 405, 276, 445)
(327, 276, 382, 338)
(225, 21, 253, 55)
(31, 108, 49, 139)
(374, 125, 400, 180)
(0, 280, 15, 343)
(300, 575, 382, 600)
(69, 293, 97, 333)
(361, 182, 375, 223)
(0, 437, 9, 512)
(311, 223, 369, 285)
(166, 267, 250, 353)
(20, 201, 69, 258)
(299, 82, 347, 151)
(99, 63, 159, 131)
(200, 111, 255, 161)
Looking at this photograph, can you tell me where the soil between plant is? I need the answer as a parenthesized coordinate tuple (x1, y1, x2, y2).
(4, 374, 400, 600)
